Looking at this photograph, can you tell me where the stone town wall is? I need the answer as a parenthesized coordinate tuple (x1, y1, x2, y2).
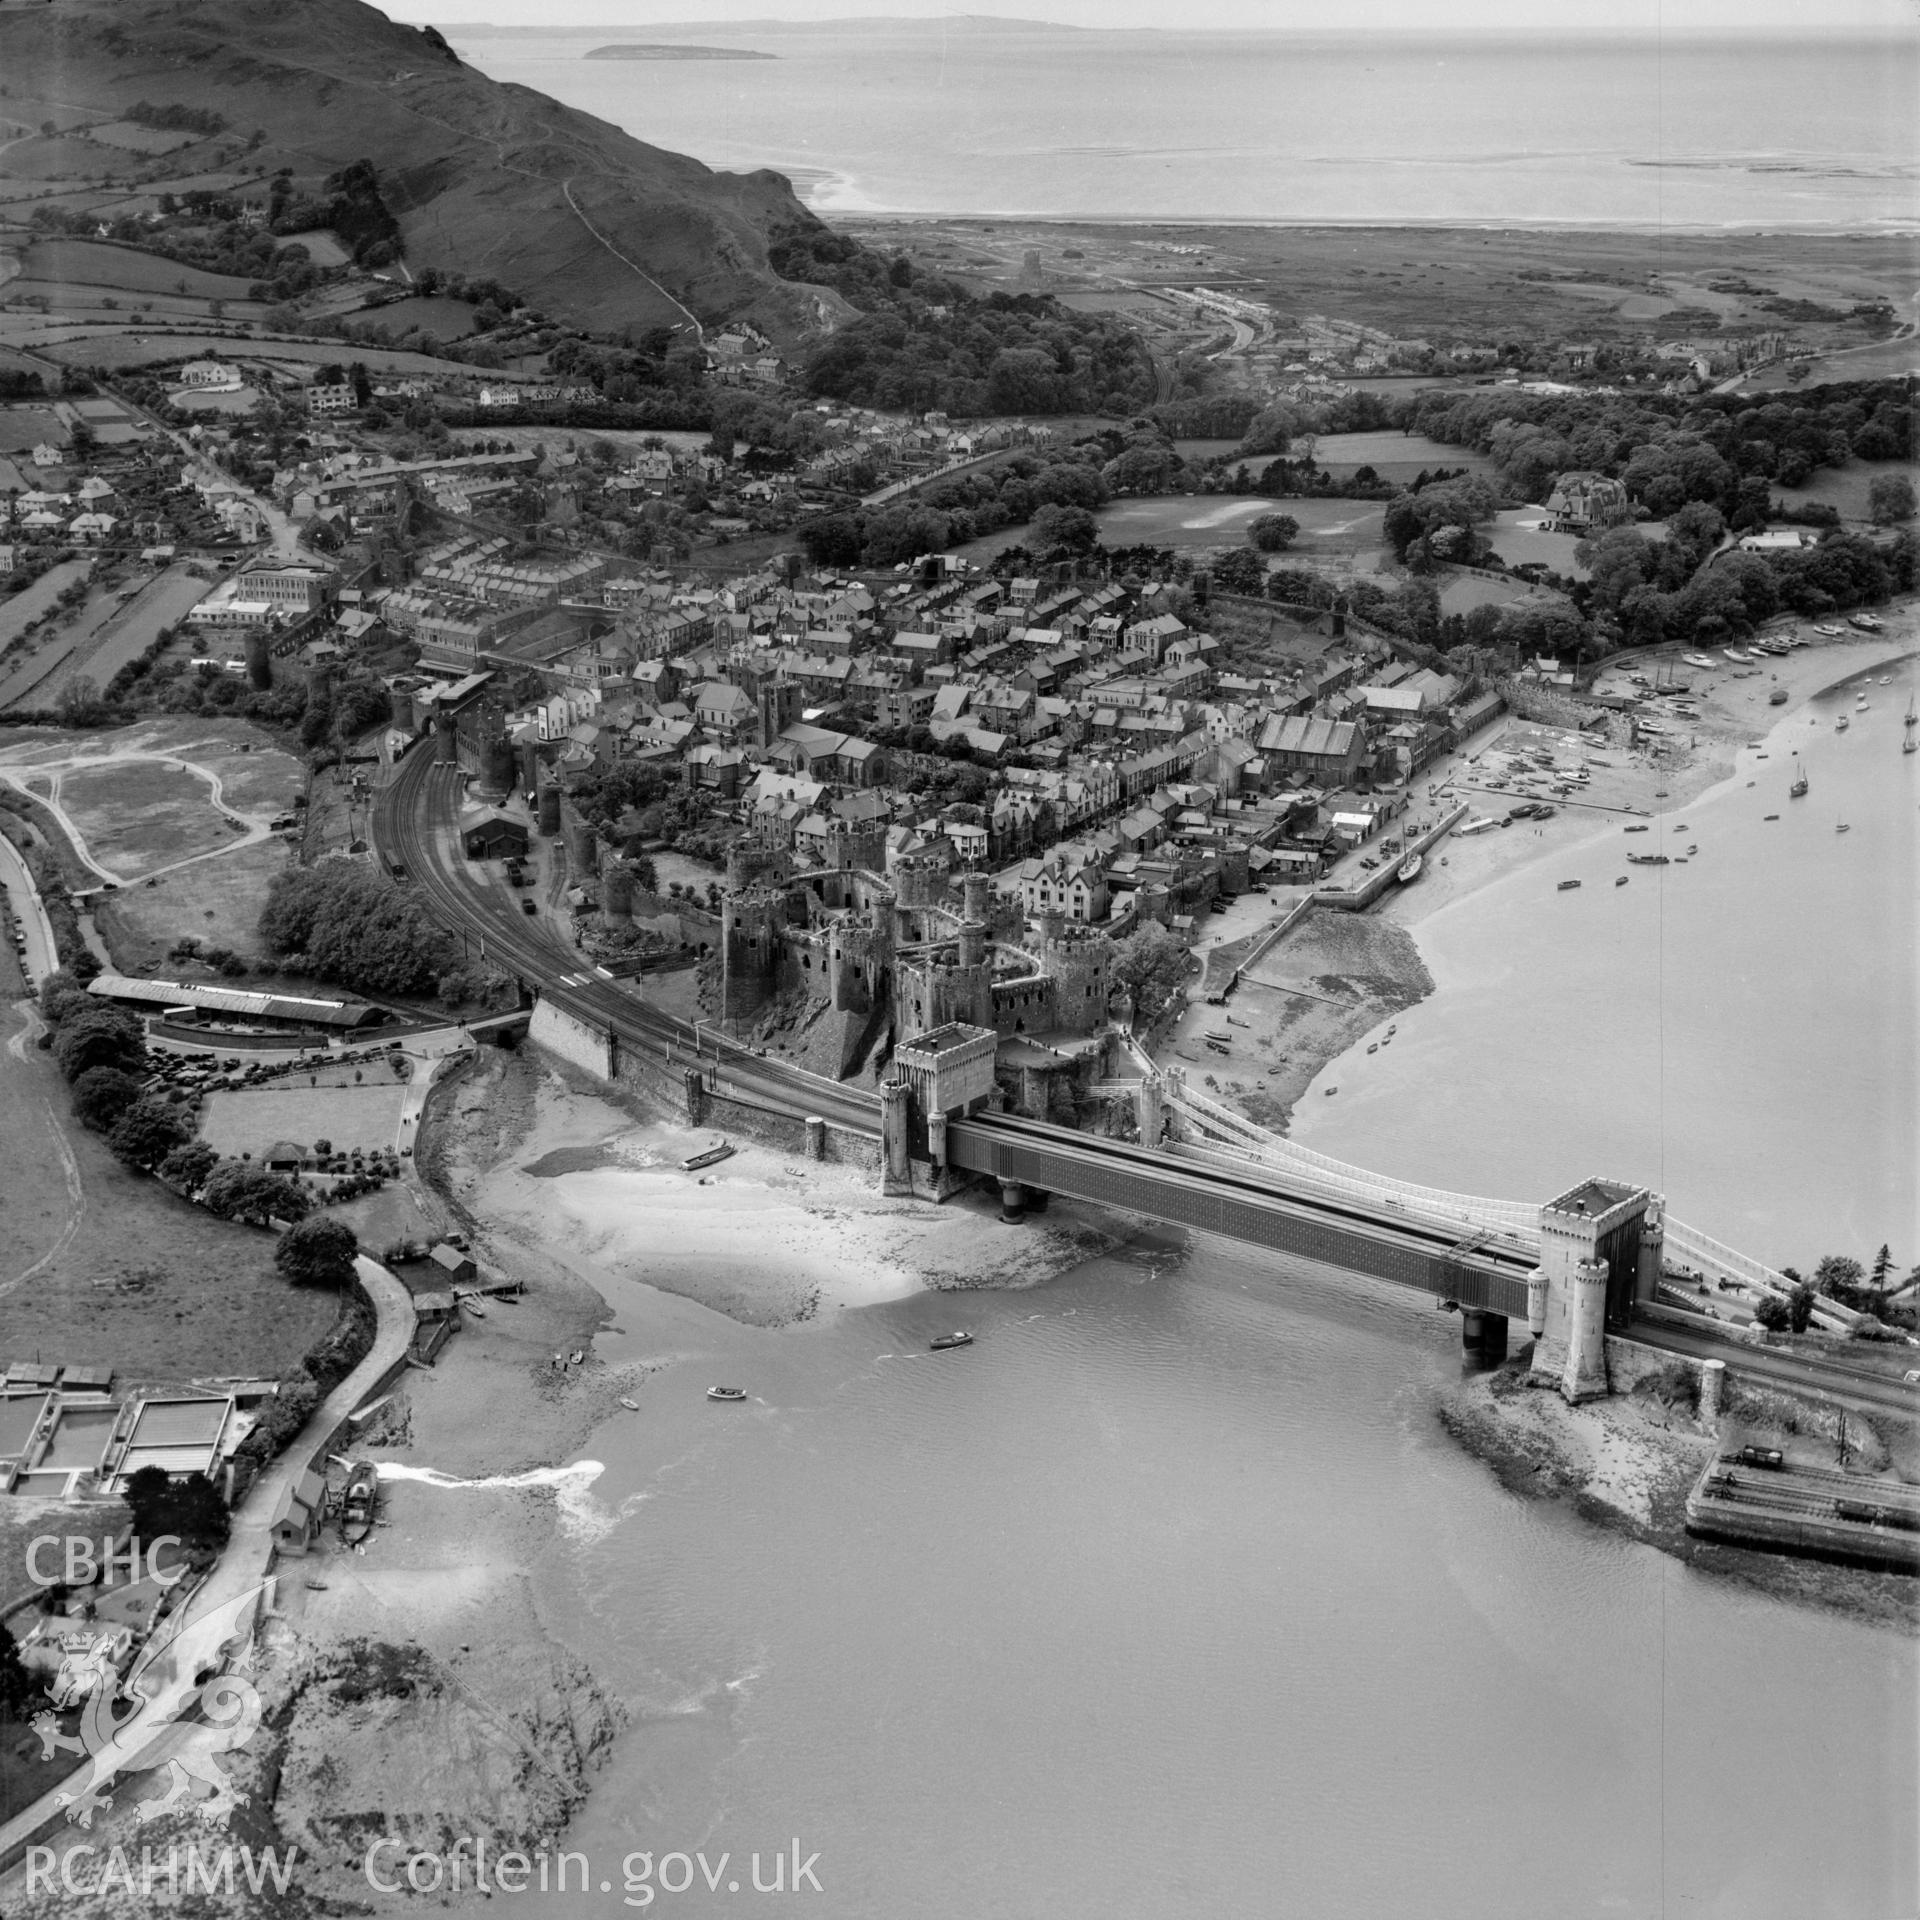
(528, 998, 613, 1080)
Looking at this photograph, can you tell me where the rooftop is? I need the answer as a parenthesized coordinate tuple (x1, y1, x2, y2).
(896, 1021, 998, 1059)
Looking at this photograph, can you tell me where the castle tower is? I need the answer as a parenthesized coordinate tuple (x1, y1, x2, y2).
(1527, 1180, 1654, 1403)
(720, 887, 786, 1024)
(602, 863, 634, 929)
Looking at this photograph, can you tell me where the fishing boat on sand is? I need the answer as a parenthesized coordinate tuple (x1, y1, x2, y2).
(681, 1139, 735, 1172)
(1790, 755, 1809, 798)
(1904, 696, 1917, 754)
(930, 1332, 974, 1352)
(708, 1385, 748, 1402)
(338, 1461, 378, 1545)
(1396, 852, 1423, 883)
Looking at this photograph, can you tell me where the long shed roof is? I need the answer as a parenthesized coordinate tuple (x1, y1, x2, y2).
(89, 974, 380, 1028)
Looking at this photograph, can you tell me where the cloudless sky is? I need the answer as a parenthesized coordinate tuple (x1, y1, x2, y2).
(391, 0, 1917, 32)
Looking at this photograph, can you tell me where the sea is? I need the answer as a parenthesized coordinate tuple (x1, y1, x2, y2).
(464, 657, 1920, 1919)
(444, 24, 1920, 228)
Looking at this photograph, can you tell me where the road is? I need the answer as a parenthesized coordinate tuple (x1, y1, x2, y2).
(0, 823, 60, 987)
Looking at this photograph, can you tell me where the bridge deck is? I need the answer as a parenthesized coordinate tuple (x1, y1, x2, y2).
(948, 1114, 1535, 1318)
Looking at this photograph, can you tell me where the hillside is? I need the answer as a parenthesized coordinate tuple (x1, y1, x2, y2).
(0, 0, 849, 341)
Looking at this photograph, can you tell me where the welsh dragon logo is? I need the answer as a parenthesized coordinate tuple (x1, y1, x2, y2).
(31, 1581, 271, 1830)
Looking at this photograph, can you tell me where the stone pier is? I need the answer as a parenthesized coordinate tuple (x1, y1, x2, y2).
(1459, 1309, 1508, 1362)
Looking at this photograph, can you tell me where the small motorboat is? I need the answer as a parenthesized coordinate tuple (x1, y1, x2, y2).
(1763, 813, 1779, 821)
(1624, 824, 1649, 833)
(1367, 1043, 1378, 1054)
(1769, 688, 1789, 705)
(1557, 879, 1581, 891)
(1836, 716, 1849, 732)
(619, 1396, 640, 1411)
(682, 1139, 736, 1173)
(707, 1385, 748, 1402)
(1325, 1086, 1338, 1096)
(1835, 821, 1851, 835)
(930, 1332, 974, 1352)
(1615, 875, 1629, 886)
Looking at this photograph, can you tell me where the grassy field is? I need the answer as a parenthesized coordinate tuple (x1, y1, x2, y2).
(0, 405, 69, 454)
(1774, 459, 1919, 528)
(24, 238, 260, 302)
(59, 759, 240, 876)
(169, 383, 267, 413)
(33, 331, 526, 380)
(41, 567, 210, 706)
(90, 120, 201, 154)
(0, 1040, 338, 1387)
(200, 1082, 409, 1160)
(1439, 571, 1566, 616)
(359, 294, 480, 338)
(0, 560, 91, 656)
(1311, 430, 1498, 480)
(94, 835, 292, 969)
(950, 492, 1390, 563)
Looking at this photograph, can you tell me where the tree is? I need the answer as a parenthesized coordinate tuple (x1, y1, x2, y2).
(1029, 502, 1098, 556)
(123, 1467, 230, 1559)
(71, 1064, 144, 1132)
(1787, 1282, 1816, 1334)
(1247, 513, 1299, 553)
(1210, 548, 1265, 597)
(1869, 1243, 1894, 1299)
(275, 1215, 359, 1288)
(38, 969, 93, 1025)
(108, 1097, 191, 1171)
(1867, 473, 1916, 526)
(159, 1139, 219, 1191)
(1753, 1295, 1791, 1333)
(52, 1004, 145, 1082)
(1812, 1253, 1866, 1307)
(1109, 923, 1189, 1026)
(1, 1621, 39, 1721)
(202, 1161, 311, 1224)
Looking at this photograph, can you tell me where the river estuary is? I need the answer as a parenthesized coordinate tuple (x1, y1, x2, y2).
(492, 661, 1917, 1919)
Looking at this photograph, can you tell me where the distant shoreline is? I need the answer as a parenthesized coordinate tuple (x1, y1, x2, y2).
(822, 210, 1920, 237)
(586, 45, 775, 62)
